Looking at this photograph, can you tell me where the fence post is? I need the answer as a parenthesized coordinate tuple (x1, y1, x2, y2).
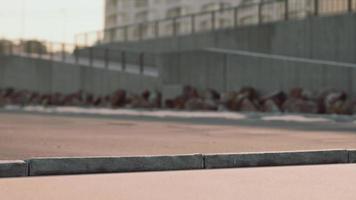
(61, 43, 65, 62)
(38, 42, 43, 59)
(89, 47, 93, 67)
(211, 11, 216, 30)
(172, 18, 177, 36)
(124, 26, 128, 42)
(348, 0, 352, 12)
(104, 48, 109, 69)
(139, 52, 144, 74)
(28, 42, 33, 57)
(121, 51, 126, 71)
(234, 7, 238, 27)
(48, 42, 53, 61)
(75, 45, 79, 64)
(314, 0, 319, 16)
(110, 28, 115, 43)
(84, 33, 88, 47)
(191, 14, 196, 34)
(97, 31, 101, 45)
(285, 0, 289, 20)
(155, 21, 159, 38)
(258, 2, 263, 25)
(138, 23, 143, 41)
(9, 42, 13, 55)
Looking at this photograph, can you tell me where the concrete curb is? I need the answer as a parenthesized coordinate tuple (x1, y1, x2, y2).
(0, 160, 28, 178)
(349, 150, 356, 163)
(1, 150, 355, 178)
(204, 150, 349, 169)
(28, 154, 204, 176)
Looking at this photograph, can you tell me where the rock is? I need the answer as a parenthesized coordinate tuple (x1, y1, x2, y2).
(111, 90, 127, 108)
(29, 92, 41, 105)
(283, 98, 319, 114)
(264, 91, 286, 104)
(289, 88, 303, 99)
(85, 93, 95, 106)
(352, 102, 356, 115)
(182, 86, 199, 100)
(263, 99, 282, 113)
(220, 91, 238, 110)
(51, 93, 64, 106)
(203, 99, 219, 111)
(184, 98, 205, 111)
(0, 94, 5, 107)
(141, 90, 150, 101)
(148, 91, 162, 108)
(204, 89, 220, 101)
(324, 91, 347, 114)
(238, 98, 260, 112)
(239, 87, 258, 101)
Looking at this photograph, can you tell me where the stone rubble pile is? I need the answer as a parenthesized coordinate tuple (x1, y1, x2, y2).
(1, 86, 356, 115)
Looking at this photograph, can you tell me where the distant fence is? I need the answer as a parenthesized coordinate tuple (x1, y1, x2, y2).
(159, 48, 356, 97)
(0, 39, 158, 77)
(75, 0, 356, 46)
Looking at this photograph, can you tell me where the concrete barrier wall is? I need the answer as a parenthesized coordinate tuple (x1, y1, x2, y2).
(28, 154, 203, 176)
(0, 55, 161, 95)
(0, 161, 28, 178)
(159, 50, 356, 97)
(1, 150, 356, 178)
(205, 150, 349, 169)
(99, 13, 356, 63)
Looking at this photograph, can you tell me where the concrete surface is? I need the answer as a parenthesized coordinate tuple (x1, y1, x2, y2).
(1, 164, 356, 200)
(1, 112, 356, 160)
(28, 154, 203, 176)
(0, 160, 27, 178)
(205, 150, 349, 169)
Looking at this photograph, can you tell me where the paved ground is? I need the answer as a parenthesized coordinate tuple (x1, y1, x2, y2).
(1, 164, 356, 200)
(1, 112, 356, 160)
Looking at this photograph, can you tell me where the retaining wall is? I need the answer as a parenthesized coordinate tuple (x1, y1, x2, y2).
(159, 50, 356, 97)
(0, 55, 161, 95)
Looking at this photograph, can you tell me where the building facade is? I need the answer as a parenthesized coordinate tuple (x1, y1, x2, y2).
(104, 0, 243, 29)
(102, 0, 349, 43)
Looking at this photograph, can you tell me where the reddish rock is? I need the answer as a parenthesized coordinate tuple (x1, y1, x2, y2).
(220, 91, 238, 109)
(204, 89, 220, 101)
(203, 99, 219, 111)
(111, 89, 127, 108)
(182, 86, 199, 100)
(239, 98, 260, 112)
(261, 91, 287, 106)
(239, 87, 258, 101)
(85, 93, 95, 106)
(141, 90, 150, 101)
(324, 92, 347, 114)
(289, 88, 303, 99)
(263, 99, 282, 113)
(184, 98, 205, 111)
(283, 98, 319, 114)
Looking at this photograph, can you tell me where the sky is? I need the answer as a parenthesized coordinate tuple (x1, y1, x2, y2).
(0, 0, 104, 43)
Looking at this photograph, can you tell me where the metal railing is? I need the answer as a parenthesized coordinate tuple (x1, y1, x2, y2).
(0, 39, 158, 77)
(75, 0, 356, 47)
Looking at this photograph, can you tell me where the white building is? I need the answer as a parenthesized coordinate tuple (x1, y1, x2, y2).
(102, 0, 343, 42)
(104, 0, 243, 29)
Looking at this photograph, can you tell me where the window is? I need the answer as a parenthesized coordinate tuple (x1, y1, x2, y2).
(135, 0, 148, 8)
(166, 6, 187, 18)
